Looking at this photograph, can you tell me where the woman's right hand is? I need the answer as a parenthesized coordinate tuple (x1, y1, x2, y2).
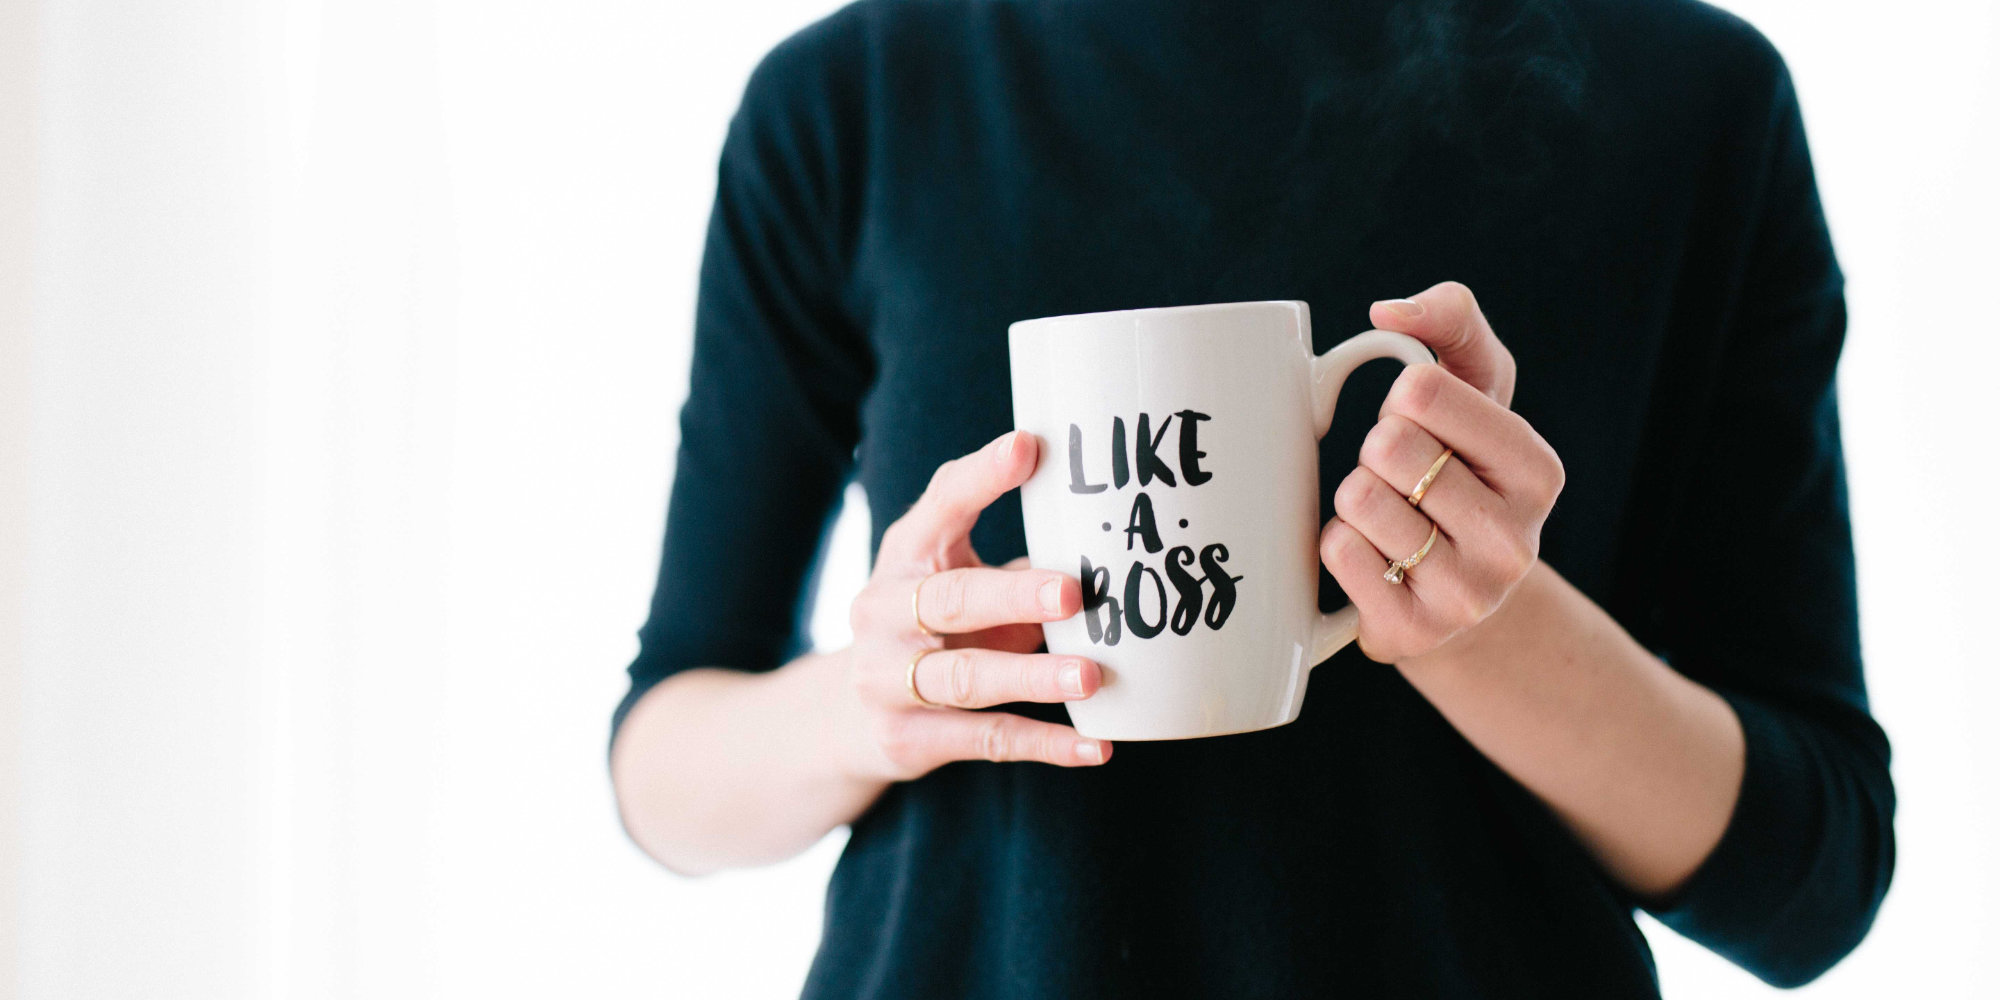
(837, 430, 1113, 781)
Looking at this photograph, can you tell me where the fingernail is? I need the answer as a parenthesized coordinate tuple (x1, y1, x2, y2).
(994, 431, 1019, 465)
(1059, 660, 1085, 696)
(1075, 740, 1105, 764)
(1377, 298, 1425, 319)
(1039, 577, 1065, 616)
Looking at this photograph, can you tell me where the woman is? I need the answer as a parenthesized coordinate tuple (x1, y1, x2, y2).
(609, 1, 1895, 996)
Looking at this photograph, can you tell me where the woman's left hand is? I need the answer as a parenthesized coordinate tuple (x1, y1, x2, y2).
(1320, 281, 1567, 663)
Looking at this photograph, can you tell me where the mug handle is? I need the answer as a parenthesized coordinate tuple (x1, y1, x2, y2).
(1306, 329, 1437, 666)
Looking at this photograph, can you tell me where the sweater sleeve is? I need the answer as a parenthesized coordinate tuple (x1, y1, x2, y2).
(1640, 46, 1895, 988)
(611, 15, 872, 742)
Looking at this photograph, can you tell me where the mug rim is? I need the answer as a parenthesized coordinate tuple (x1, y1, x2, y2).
(1008, 299, 1307, 337)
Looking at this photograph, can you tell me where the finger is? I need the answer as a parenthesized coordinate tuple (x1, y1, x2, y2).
(950, 622, 1048, 655)
(1319, 517, 1415, 631)
(1379, 365, 1561, 504)
(966, 556, 1050, 651)
(1357, 413, 1507, 538)
(1331, 466, 1461, 594)
(1368, 281, 1516, 406)
(912, 711, 1111, 767)
(912, 648, 1101, 709)
(898, 566, 1078, 635)
(880, 431, 1038, 569)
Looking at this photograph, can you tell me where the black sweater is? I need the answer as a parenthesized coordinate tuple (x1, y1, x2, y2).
(614, 1, 1895, 995)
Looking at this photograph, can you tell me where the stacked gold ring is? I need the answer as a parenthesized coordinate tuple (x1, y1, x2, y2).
(909, 575, 945, 707)
(907, 647, 943, 708)
(1383, 524, 1439, 585)
(1407, 447, 1454, 507)
(912, 575, 939, 637)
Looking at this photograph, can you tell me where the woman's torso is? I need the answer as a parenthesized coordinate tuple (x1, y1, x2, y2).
(793, 1, 1767, 995)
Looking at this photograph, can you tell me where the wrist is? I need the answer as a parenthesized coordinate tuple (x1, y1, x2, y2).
(1397, 558, 1556, 680)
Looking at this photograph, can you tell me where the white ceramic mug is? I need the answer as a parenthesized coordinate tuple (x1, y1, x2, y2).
(1009, 301, 1434, 741)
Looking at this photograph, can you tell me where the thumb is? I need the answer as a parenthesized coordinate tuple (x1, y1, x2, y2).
(1368, 281, 1517, 407)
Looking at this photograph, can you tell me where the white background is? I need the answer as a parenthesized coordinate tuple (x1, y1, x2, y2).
(2, 1, 1994, 997)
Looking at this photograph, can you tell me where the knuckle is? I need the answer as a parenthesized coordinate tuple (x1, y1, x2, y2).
(934, 570, 970, 626)
(1507, 533, 1539, 579)
(947, 650, 978, 706)
(1538, 442, 1567, 501)
(1013, 657, 1040, 701)
(1333, 468, 1372, 516)
(1465, 577, 1501, 622)
(1457, 560, 1506, 619)
(1015, 573, 1048, 618)
(1359, 472, 1397, 508)
(1502, 424, 1564, 505)
(913, 544, 953, 577)
(1513, 478, 1558, 517)
(1360, 415, 1419, 470)
(931, 492, 973, 528)
(1470, 593, 1500, 626)
(873, 713, 919, 770)
(877, 519, 914, 560)
(1390, 364, 1447, 418)
(1358, 422, 1394, 470)
(1323, 523, 1378, 579)
(924, 459, 956, 498)
(1319, 525, 1343, 566)
(1438, 577, 1490, 630)
(979, 714, 1011, 763)
(1461, 534, 1521, 588)
(1320, 520, 1352, 565)
(848, 585, 879, 635)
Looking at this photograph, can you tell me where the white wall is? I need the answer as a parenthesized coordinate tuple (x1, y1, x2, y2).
(1, 1, 1992, 998)
(1633, 2, 2000, 997)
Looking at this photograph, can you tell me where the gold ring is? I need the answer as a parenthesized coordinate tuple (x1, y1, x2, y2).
(1383, 523, 1440, 585)
(907, 647, 944, 708)
(912, 575, 939, 637)
(1407, 448, 1454, 507)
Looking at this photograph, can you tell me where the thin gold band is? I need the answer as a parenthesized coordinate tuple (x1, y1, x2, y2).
(907, 647, 944, 708)
(1383, 523, 1440, 585)
(912, 575, 939, 637)
(1407, 448, 1454, 507)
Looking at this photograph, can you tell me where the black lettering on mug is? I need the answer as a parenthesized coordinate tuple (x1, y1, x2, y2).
(1177, 410, 1212, 486)
(1068, 424, 1107, 494)
(1123, 491, 1163, 554)
(1135, 412, 1176, 487)
(1110, 417, 1129, 489)
(1080, 555, 1122, 646)
(1123, 563, 1169, 640)
(1164, 545, 1203, 635)
(1066, 410, 1243, 645)
(1199, 543, 1243, 630)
